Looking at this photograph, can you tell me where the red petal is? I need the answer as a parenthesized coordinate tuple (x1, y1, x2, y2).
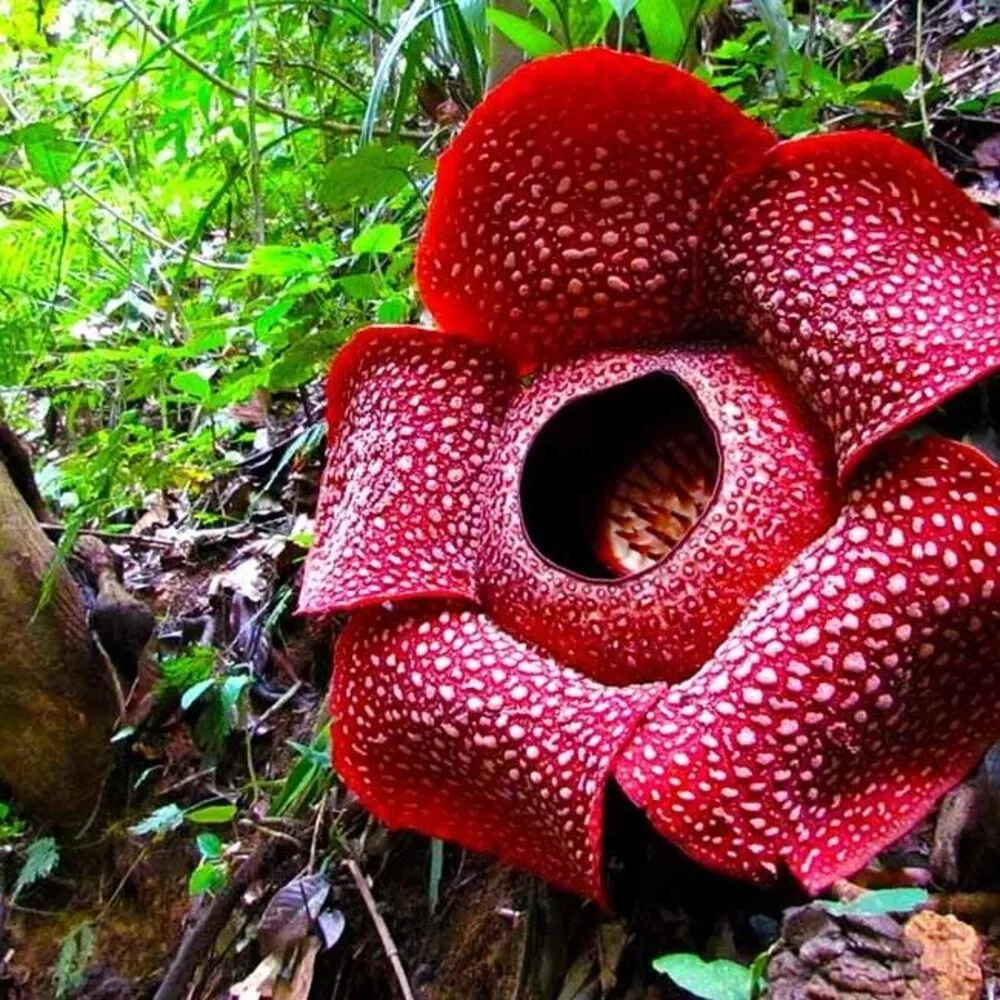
(417, 49, 774, 368)
(331, 604, 662, 903)
(298, 326, 515, 615)
(616, 435, 1000, 892)
(479, 344, 838, 685)
(700, 131, 1000, 481)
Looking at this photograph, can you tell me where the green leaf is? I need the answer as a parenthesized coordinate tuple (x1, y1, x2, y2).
(180, 677, 216, 710)
(53, 923, 96, 1000)
(13, 836, 59, 899)
(652, 954, 752, 1000)
(170, 370, 212, 401)
(188, 859, 228, 895)
(187, 803, 238, 824)
(320, 144, 429, 212)
(245, 243, 333, 277)
(18, 122, 75, 187)
(951, 21, 1000, 50)
(351, 223, 403, 255)
(219, 674, 251, 713)
(376, 294, 409, 324)
(485, 8, 565, 56)
(822, 888, 929, 917)
(636, 0, 687, 61)
(196, 832, 224, 859)
(130, 803, 185, 837)
(852, 64, 919, 102)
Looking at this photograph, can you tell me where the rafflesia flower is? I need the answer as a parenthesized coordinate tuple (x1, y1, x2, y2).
(300, 49, 1000, 905)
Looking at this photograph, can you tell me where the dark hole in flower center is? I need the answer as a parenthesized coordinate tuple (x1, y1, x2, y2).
(520, 373, 720, 580)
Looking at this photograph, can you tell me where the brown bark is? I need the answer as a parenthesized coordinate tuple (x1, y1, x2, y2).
(0, 462, 116, 826)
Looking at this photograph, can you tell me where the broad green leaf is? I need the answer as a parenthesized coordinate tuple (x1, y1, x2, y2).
(188, 859, 228, 895)
(377, 294, 409, 323)
(320, 144, 429, 212)
(823, 888, 928, 917)
(196, 832, 224, 859)
(170, 370, 212, 401)
(485, 8, 565, 56)
(951, 21, 1000, 50)
(180, 678, 216, 710)
(130, 803, 185, 837)
(13, 836, 59, 899)
(245, 244, 333, 278)
(652, 954, 752, 1000)
(187, 803, 238, 824)
(352, 222, 403, 255)
(636, 0, 687, 61)
(18, 122, 75, 187)
(220, 673, 251, 712)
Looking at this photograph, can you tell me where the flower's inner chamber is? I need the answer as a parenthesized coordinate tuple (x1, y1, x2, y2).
(520, 374, 719, 580)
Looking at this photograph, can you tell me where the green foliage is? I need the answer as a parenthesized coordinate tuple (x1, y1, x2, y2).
(270, 723, 332, 818)
(189, 830, 229, 895)
(53, 923, 97, 1000)
(130, 803, 186, 837)
(652, 954, 753, 1000)
(821, 887, 929, 916)
(653, 890, 928, 999)
(12, 836, 60, 900)
(0, 801, 26, 843)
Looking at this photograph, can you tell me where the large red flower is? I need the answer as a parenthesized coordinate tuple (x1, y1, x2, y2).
(300, 49, 1000, 905)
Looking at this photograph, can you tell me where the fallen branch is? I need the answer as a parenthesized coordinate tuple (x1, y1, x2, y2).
(153, 842, 278, 1000)
(343, 858, 416, 1000)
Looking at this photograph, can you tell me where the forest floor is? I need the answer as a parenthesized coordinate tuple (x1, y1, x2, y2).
(5, 2, 1000, 1000)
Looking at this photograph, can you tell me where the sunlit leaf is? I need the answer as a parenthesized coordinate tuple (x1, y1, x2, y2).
(485, 8, 565, 56)
(187, 803, 238, 824)
(652, 954, 752, 1000)
(351, 222, 403, 255)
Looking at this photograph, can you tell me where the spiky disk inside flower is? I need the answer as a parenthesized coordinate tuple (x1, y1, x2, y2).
(478, 345, 837, 685)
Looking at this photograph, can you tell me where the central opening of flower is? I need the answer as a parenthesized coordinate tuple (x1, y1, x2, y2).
(520, 374, 720, 580)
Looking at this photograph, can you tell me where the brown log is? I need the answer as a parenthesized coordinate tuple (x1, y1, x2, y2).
(0, 462, 116, 825)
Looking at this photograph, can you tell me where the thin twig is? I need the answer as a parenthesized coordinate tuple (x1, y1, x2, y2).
(914, 0, 936, 161)
(307, 790, 328, 873)
(343, 859, 416, 1000)
(72, 181, 245, 271)
(91, 630, 129, 722)
(39, 523, 175, 549)
(113, 0, 432, 141)
(153, 843, 277, 1000)
(246, 0, 266, 246)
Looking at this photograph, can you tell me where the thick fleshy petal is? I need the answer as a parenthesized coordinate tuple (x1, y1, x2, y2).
(478, 344, 838, 685)
(298, 327, 516, 615)
(417, 49, 774, 368)
(616, 435, 1000, 893)
(700, 131, 1000, 481)
(331, 604, 662, 903)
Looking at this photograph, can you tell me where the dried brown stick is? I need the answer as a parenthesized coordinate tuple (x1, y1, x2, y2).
(153, 843, 276, 1000)
(344, 858, 416, 1000)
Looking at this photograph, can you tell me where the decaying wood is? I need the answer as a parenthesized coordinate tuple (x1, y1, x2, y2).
(0, 461, 116, 826)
